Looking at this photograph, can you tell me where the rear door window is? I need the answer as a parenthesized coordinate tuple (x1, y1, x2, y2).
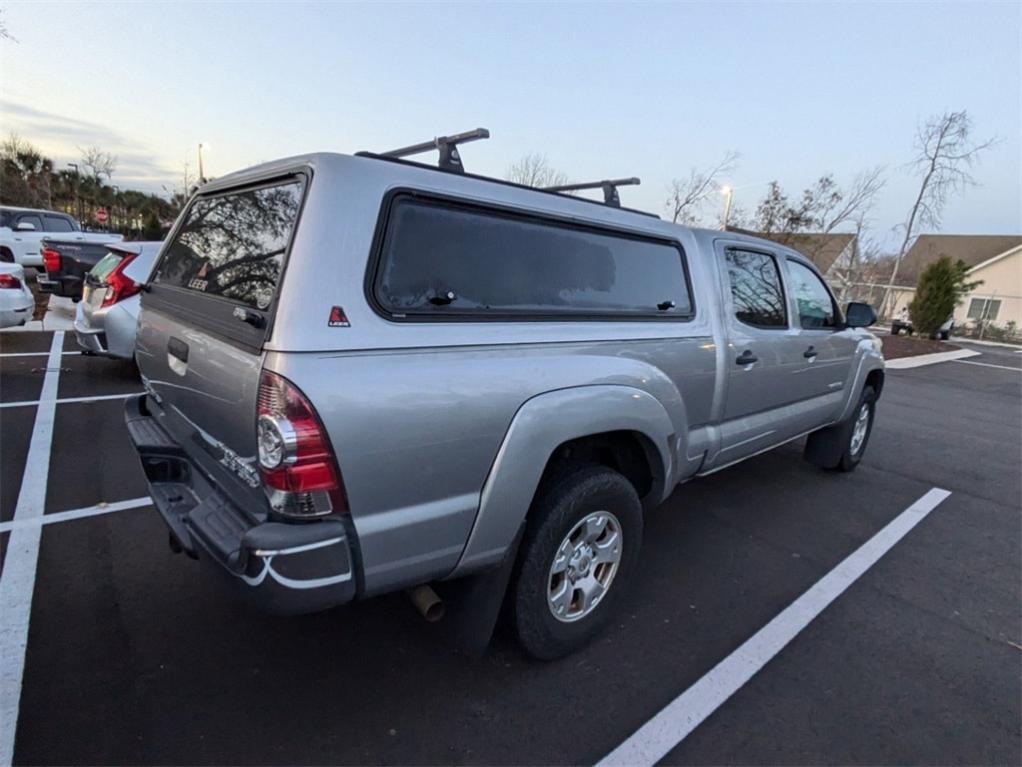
(154, 178, 304, 311)
(43, 215, 75, 233)
(373, 195, 692, 320)
(724, 248, 787, 329)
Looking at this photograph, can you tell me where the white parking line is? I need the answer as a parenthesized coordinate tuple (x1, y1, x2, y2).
(598, 486, 952, 767)
(0, 392, 141, 409)
(0, 351, 79, 358)
(951, 359, 1022, 372)
(0, 497, 151, 535)
(0, 332, 64, 767)
(883, 349, 980, 369)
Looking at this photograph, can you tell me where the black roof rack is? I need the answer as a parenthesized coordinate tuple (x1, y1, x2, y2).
(544, 177, 640, 208)
(372, 128, 490, 174)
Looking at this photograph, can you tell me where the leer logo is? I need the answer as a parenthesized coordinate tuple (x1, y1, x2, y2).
(328, 306, 350, 327)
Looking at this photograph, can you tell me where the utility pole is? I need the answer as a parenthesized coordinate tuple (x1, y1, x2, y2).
(720, 185, 734, 230)
(198, 143, 205, 184)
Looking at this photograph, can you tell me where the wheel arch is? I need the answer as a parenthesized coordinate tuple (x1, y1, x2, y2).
(449, 385, 679, 577)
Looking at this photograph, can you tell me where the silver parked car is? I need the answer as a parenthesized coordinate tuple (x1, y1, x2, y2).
(125, 133, 884, 659)
(74, 241, 162, 359)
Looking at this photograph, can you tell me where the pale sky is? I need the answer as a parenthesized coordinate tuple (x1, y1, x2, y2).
(1, 1, 1019, 247)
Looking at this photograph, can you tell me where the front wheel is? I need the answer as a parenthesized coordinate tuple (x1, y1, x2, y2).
(804, 385, 877, 472)
(510, 464, 642, 660)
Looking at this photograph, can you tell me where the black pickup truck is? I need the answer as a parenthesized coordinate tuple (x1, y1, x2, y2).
(39, 239, 112, 300)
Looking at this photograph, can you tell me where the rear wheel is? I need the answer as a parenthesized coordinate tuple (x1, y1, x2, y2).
(510, 464, 642, 660)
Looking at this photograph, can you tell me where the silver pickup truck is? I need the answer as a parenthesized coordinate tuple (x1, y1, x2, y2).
(125, 137, 884, 659)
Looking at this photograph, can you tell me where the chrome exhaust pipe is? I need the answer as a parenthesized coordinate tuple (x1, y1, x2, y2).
(407, 584, 445, 622)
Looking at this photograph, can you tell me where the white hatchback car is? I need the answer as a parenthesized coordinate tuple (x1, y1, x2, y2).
(0, 261, 35, 328)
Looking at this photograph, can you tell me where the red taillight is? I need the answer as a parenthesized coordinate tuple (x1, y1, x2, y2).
(100, 254, 142, 308)
(42, 248, 61, 274)
(256, 370, 348, 516)
(0, 274, 21, 289)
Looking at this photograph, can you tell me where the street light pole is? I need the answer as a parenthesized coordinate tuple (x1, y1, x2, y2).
(112, 185, 120, 231)
(198, 143, 205, 183)
(721, 185, 734, 231)
(67, 163, 81, 225)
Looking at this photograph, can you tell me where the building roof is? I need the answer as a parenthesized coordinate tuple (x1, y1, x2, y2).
(726, 228, 855, 273)
(965, 242, 1022, 275)
(894, 234, 1022, 284)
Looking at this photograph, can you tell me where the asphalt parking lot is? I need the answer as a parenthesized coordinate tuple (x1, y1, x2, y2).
(1, 331, 1019, 766)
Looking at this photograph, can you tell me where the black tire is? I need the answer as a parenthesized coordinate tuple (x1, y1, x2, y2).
(510, 464, 642, 660)
(833, 386, 874, 472)
(804, 385, 877, 472)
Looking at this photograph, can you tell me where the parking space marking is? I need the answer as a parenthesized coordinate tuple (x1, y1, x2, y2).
(0, 332, 64, 767)
(884, 349, 980, 369)
(0, 497, 151, 534)
(0, 351, 79, 358)
(0, 392, 141, 410)
(951, 358, 1022, 372)
(597, 486, 952, 767)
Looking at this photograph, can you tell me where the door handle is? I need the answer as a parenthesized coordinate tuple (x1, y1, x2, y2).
(736, 350, 758, 365)
(803, 346, 818, 359)
(167, 337, 189, 363)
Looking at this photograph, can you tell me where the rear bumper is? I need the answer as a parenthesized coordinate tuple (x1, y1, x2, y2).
(0, 289, 33, 328)
(38, 273, 84, 299)
(124, 394, 357, 614)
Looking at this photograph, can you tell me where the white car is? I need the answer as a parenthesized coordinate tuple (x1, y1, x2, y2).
(74, 241, 162, 359)
(0, 262, 35, 328)
(0, 206, 123, 268)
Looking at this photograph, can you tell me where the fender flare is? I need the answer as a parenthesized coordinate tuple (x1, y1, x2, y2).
(450, 384, 679, 577)
(837, 341, 885, 423)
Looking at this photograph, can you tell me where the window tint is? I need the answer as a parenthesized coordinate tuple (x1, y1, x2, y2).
(375, 198, 691, 318)
(725, 249, 787, 328)
(16, 214, 43, 230)
(153, 179, 303, 310)
(43, 215, 75, 233)
(787, 259, 837, 329)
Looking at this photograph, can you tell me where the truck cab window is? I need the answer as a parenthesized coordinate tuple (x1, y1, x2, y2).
(725, 248, 787, 328)
(43, 215, 75, 233)
(787, 259, 837, 329)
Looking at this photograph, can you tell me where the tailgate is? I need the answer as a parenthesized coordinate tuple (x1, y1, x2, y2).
(136, 175, 307, 514)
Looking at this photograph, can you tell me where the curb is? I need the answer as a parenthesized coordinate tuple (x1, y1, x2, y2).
(949, 336, 1022, 350)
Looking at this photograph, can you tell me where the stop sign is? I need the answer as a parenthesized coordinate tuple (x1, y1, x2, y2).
(95, 208, 109, 224)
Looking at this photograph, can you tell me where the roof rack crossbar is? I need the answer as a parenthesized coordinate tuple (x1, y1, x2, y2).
(377, 128, 490, 174)
(544, 177, 640, 208)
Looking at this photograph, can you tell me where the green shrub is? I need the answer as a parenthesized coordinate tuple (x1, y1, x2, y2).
(908, 256, 981, 336)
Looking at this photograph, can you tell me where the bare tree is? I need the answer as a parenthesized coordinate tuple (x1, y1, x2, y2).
(666, 150, 739, 225)
(753, 167, 885, 239)
(78, 145, 118, 180)
(881, 110, 995, 316)
(506, 153, 568, 188)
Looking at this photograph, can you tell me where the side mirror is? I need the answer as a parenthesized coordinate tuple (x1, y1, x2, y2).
(15, 222, 36, 232)
(845, 301, 877, 328)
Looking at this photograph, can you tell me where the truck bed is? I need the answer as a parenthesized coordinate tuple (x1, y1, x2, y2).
(38, 239, 112, 300)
